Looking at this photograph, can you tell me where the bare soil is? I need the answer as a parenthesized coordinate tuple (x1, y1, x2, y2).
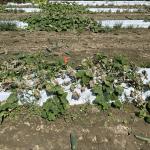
(85, 12, 150, 20)
(0, 104, 150, 150)
(0, 29, 150, 65)
(0, 12, 149, 20)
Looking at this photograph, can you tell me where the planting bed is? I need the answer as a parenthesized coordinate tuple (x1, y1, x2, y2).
(0, 1, 150, 150)
(0, 20, 28, 29)
(49, 1, 150, 6)
(5, 7, 41, 12)
(99, 19, 150, 28)
(87, 7, 141, 13)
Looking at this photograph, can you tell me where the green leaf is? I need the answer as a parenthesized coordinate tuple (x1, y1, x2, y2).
(76, 70, 85, 78)
(85, 71, 93, 78)
(92, 85, 103, 95)
(114, 55, 128, 65)
(76, 70, 92, 86)
(0, 112, 7, 124)
(111, 100, 122, 109)
(144, 116, 150, 124)
(136, 109, 147, 118)
(0, 92, 18, 112)
(103, 80, 111, 87)
(99, 101, 110, 110)
(114, 86, 123, 96)
(0, 92, 18, 124)
(146, 102, 150, 113)
(41, 87, 68, 121)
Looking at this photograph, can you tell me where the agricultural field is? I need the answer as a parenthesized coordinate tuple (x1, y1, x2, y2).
(0, 1, 150, 150)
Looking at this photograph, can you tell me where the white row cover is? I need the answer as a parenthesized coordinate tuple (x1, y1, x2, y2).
(5, 8, 41, 13)
(0, 19, 150, 29)
(0, 21, 28, 29)
(6, 2, 38, 6)
(6, 1, 150, 7)
(98, 20, 150, 28)
(88, 8, 141, 13)
(0, 91, 11, 102)
(49, 1, 150, 6)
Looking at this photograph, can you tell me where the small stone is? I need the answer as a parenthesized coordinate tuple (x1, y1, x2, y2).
(92, 136, 97, 143)
(72, 91, 80, 100)
(78, 136, 83, 141)
(32, 145, 40, 150)
(36, 125, 44, 131)
(61, 74, 66, 79)
(82, 128, 90, 133)
(24, 122, 30, 127)
(70, 85, 75, 92)
(81, 86, 86, 92)
(89, 80, 95, 88)
(63, 81, 70, 86)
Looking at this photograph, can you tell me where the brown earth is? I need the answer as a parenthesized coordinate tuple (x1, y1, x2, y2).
(0, 12, 149, 20)
(85, 12, 150, 20)
(0, 104, 150, 150)
(0, 29, 150, 65)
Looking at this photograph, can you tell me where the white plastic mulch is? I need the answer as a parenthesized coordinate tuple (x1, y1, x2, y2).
(88, 8, 141, 13)
(0, 68, 150, 106)
(53, 75, 96, 105)
(98, 20, 150, 28)
(120, 68, 150, 102)
(5, 8, 41, 13)
(7, 1, 150, 6)
(6, 3, 38, 7)
(0, 91, 11, 102)
(138, 68, 150, 84)
(0, 21, 28, 29)
(49, 1, 150, 6)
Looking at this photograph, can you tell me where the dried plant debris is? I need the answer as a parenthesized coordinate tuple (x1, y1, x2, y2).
(0, 52, 150, 122)
(134, 134, 150, 143)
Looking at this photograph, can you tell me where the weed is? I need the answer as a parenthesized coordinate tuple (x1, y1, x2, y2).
(102, 25, 112, 32)
(116, 9, 121, 13)
(0, 22, 17, 31)
(127, 25, 134, 29)
(0, 4, 6, 13)
(113, 23, 122, 30)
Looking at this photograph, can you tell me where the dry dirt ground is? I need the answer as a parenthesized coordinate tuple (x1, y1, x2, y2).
(0, 12, 149, 20)
(0, 29, 150, 65)
(0, 105, 150, 150)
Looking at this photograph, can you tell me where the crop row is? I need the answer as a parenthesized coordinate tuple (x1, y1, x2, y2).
(0, 52, 150, 123)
